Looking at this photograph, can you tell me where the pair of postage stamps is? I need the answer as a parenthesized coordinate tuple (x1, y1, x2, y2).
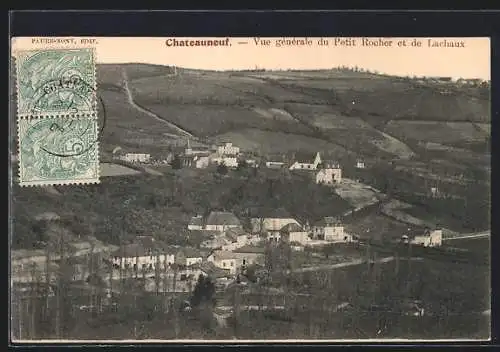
(14, 48, 100, 186)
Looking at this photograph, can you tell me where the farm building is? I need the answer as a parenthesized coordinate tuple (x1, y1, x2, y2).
(289, 152, 322, 171)
(188, 215, 204, 230)
(408, 228, 443, 247)
(205, 211, 242, 232)
(206, 250, 239, 274)
(316, 162, 342, 184)
(175, 247, 204, 267)
(264, 154, 289, 169)
(231, 246, 266, 267)
(184, 139, 213, 156)
(181, 154, 211, 168)
(221, 228, 250, 251)
(216, 142, 240, 156)
(279, 223, 310, 246)
(250, 208, 301, 236)
(356, 160, 366, 169)
(111, 241, 176, 271)
(120, 153, 151, 163)
(313, 217, 352, 242)
(211, 156, 238, 168)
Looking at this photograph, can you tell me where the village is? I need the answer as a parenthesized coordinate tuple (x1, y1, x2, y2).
(11, 138, 450, 332)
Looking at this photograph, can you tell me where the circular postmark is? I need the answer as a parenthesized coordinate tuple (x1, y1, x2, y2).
(30, 76, 94, 116)
(36, 79, 107, 158)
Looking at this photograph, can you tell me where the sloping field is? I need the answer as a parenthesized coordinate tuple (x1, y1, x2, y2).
(333, 178, 381, 209)
(385, 121, 490, 144)
(129, 73, 259, 106)
(252, 107, 297, 122)
(214, 128, 349, 156)
(284, 103, 372, 129)
(100, 163, 142, 177)
(123, 63, 176, 81)
(336, 87, 489, 122)
(284, 103, 414, 159)
(98, 90, 181, 156)
(279, 76, 410, 93)
(130, 102, 313, 137)
(343, 213, 417, 242)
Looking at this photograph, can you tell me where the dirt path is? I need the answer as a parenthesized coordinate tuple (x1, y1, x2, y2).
(121, 70, 194, 138)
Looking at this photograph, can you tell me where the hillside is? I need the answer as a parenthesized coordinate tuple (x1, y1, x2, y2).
(10, 63, 491, 249)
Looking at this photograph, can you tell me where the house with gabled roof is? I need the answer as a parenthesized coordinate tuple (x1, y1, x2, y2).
(111, 240, 177, 271)
(205, 211, 242, 232)
(188, 215, 204, 230)
(250, 207, 301, 236)
(279, 223, 311, 245)
(402, 227, 443, 247)
(206, 250, 239, 274)
(289, 151, 322, 171)
(175, 247, 204, 267)
(265, 154, 290, 169)
(232, 246, 266, 267)
(221, 228, 249, 251)
(316, 160, 342, 184)
(313, 217, 351, 242)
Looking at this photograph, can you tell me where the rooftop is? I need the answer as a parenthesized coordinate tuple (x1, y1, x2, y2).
(265, 154, 290, 163)
(225, 228, 247, 241)
(233, 246, 266, 254)
(112, 240, 177, 257)
(188, 216, 204, 227)
(320, 160, 341, 169)
(314, 217, 342, 227)
(179, 247, 203, 259)
(289, 151, 320, 164)
(280, 223, 304, 233)
(211, 250, 237, 261)
(205, 211, 241, 226)
(199, 261, 232, 279)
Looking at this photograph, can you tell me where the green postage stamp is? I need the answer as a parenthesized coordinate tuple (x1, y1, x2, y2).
(17, 117, 100, 186)
(14, 47, 100, 186)
(16, 48, 97, 118)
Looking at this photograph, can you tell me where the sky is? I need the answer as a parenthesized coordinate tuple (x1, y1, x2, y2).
(12, 37, 491, 80)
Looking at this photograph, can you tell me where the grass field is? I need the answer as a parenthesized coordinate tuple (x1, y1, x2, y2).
(214, 128, 349, 156)
(100, 163, 142, 177)
(385, 121, 489, 145)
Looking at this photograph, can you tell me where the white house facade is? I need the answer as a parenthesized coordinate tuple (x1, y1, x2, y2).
(316, 168, 342, 185)
(280, 223, 310, 246)
(250, 217, 301, 235)
(411, 229, 443, 247)
(211, 156, 238, 168)
(121, 153, 151, 163)
(216, 143, 240, 156)
(207, 251, 238, 274)
(313, 218, 351, 242)
(112, 250, 175, 271)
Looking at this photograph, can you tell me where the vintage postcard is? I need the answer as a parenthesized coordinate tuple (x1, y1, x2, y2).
(9, 37, 491, 343)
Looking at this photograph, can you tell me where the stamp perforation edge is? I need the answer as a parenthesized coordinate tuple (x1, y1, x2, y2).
(16, 115, 100, 187)
(14, 46, 98, 120)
